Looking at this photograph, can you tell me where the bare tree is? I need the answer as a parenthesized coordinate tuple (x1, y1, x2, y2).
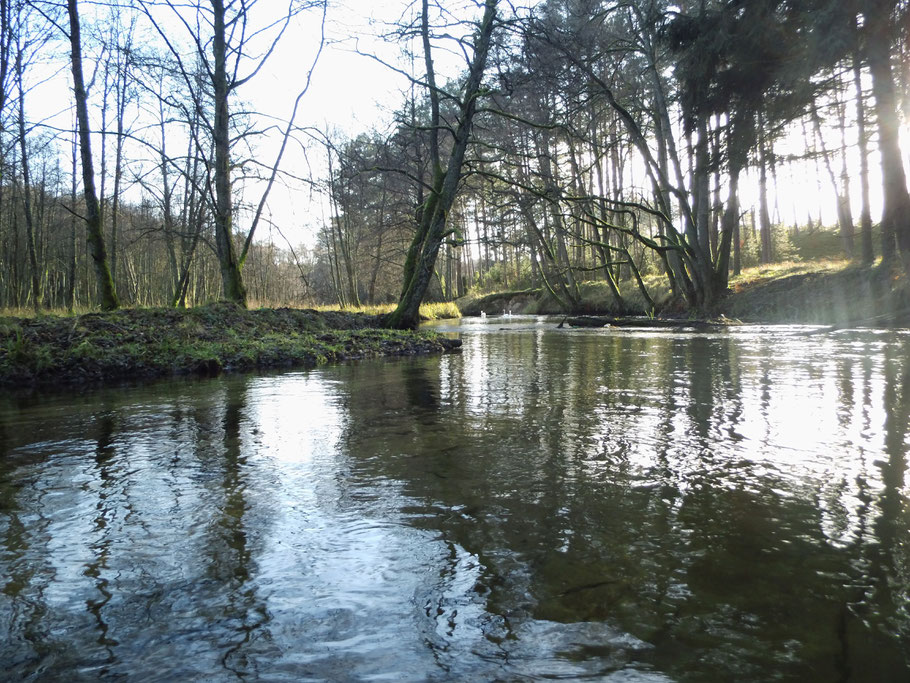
(13, 1, 45, 310)
(67, 0, 119, 310)
(137, 0, 326, 306)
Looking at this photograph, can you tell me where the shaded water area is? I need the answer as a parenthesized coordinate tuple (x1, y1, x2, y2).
(1, 317, 909, 681)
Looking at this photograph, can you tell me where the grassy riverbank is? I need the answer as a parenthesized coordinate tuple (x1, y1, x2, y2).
(0, 303, 460, 386)
(456, 228, 909, 324)
(458, 260, 910, 327)
(723, 260, 910, 325)
(4, 254, 907, 387)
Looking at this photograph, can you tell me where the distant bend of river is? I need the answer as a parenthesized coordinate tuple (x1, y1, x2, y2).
(1, 317, 908, 681)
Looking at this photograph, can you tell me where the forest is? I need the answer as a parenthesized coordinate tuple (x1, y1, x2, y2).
(1, 0, 908, 329)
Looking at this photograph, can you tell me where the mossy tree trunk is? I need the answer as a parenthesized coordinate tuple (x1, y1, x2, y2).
(211, 0, 247, 306)
(67, 126, 78, 312)
(383, 0, 498, 330)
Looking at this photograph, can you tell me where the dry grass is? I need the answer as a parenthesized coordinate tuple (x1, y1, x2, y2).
(0, 305, 95, 319)
(3, 300, 463, 323)
(311, 301, 461, 321)
(728, 259, 854, 293)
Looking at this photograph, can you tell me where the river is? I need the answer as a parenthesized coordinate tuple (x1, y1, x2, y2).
(1, 317, 908, 681)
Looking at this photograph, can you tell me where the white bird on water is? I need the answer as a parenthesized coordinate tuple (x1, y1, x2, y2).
(480, 311, 487, 318)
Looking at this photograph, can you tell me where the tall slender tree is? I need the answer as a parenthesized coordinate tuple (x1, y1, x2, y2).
(138, 0, 326, 306)
(14, 7, 40, 310)
(853, 15, 875, 265)
(67, 0, 119, 310)
(864, 0, 910, 262)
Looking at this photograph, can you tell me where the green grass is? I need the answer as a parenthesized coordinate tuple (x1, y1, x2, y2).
(789, 225, 882, 262)
(0, 303, 459, 386)
(728, 258, 853, 291)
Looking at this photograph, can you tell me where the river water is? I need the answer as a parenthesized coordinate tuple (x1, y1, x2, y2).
(1, 317, 908, 681)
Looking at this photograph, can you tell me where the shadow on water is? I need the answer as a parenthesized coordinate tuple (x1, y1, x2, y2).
(0, 323, 908, 680)
(207, 379, 272, 678)
(0, 376, 284, 680)
(0, 422, 53, 676)
(851, 347, 910, 677)
(403, 362, 440, 418)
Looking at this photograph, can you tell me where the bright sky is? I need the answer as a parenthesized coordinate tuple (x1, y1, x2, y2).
(246, 0, 414, 134)
(229, 0, 417, 247)
(26, 0, 427, 248)
(230, 0, 482, 248)
(24, 1, 904, 253)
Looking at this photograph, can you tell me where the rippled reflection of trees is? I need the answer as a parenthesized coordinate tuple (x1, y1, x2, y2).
(334, 331, 910, 677)
(0, 377, 284, 678)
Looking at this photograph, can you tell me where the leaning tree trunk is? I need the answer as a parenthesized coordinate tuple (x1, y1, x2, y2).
(67, 0, 119, 311)
(384, 0, 497, 330)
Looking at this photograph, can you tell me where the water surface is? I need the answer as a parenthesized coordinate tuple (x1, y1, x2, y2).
(1, 318, 909, 680)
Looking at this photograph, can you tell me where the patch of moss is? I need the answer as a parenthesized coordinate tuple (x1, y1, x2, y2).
(0, 305, 459, 386)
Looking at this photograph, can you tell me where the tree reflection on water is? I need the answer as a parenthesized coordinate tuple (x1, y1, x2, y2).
(0, 324, 908, 680)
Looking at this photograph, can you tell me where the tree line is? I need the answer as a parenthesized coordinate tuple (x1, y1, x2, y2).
(1, 1, 908, 328)
(326, 0, 910, 327)
(1, 0, 323, 313)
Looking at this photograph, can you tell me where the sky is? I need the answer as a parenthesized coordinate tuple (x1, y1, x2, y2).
(180, 0, 426, 247)
(24, 0, 902, 253)
(26, 0, 433, 248)
(246, 0, 414, 135)
(227, 0, 413, 247)
(226, 0, 489, 248)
